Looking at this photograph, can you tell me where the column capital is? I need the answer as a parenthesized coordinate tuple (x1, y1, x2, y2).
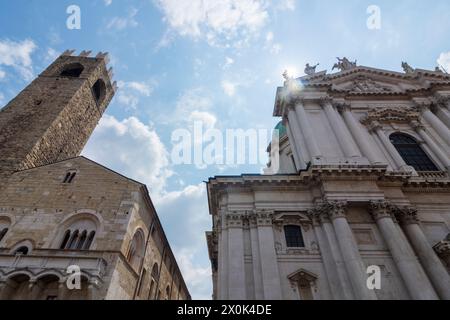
(325, 201, 348, 220)
(318, 96, 333, 107)
(413, 100, 433, 113)
(225, 212, 245, 228)
(410, 120, 425, 131)
(431, 95, 450, 108)
(254, 210, 274, 226)
(368, 120, 382, 132)
(369, 200, 395, 221)
(392, 206, 420, 226)
(334, 102, 352, 113)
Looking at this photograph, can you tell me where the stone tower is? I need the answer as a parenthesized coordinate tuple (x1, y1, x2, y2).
(0, 50, 116, 176)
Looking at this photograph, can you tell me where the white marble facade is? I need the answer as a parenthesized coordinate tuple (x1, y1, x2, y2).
(206, 61, 450, 300)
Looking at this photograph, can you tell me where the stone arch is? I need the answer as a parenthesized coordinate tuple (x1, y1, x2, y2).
(92, 79, 106, 105)
(50, 212, 101, 250)
(59, 62, 84, 78)
(5, 273, 32, 300)
(126, 228, 145, 271)
(0, 216, 12, 245)
(10, 239, 35, 255)
(35, 274, 61, 300)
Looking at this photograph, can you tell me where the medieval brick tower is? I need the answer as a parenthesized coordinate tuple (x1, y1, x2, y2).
(0, 52, 190, 300)
(0, 50, 116, 177)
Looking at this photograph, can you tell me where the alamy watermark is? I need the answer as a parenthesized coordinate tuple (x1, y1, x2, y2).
(367, 5, 381, 30)
(170, 121, 280, 172)
(66, 5, 81, 30)
(367, 265, 381, 290)
(66, 265, 81, 290)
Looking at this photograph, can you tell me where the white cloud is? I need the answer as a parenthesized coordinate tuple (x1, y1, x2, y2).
(156, 183, 212, 299)
(45, 48, 59, 62)
(278, 0, 296, 11)
(189, 110, 217, 129)
(0, 69, 5, 80)
(116, 80, 156, 110)
(82, 115, 172, 196)
(0, 39, 37, 81)
(221, 80, 236, 96)
(155, 0, 269, 46)
(264, 31, 282, 54)
(107, 7, 138, 30)
(170, 88, 213, 124)
(437, 52, 450, 73)
(223, 56, 234, 69)
(104, 0, 112, 6)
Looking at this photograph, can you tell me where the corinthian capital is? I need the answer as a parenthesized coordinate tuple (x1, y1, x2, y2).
(393, 206, 420, 225)
(369, 200, 394, 221)
(325, 201, 348, 220)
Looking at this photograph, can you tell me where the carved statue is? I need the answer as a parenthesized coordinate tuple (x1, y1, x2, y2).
(332, 57, 357, 72)
(304, 63, 319, 76)
(401, 62, 415, 74)
(282, 70, 293, 82)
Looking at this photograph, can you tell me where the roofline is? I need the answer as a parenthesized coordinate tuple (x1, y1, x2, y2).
(13, 156, 191, 297)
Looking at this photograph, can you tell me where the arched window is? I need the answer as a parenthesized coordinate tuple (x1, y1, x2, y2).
(92, 79, 106, 104)
(0, 228, 8, 243)
(390, 133, 439, 172)
(60, 63, 84, 78)
(166, 285, 171, 300)
(127, 229, 145, 270)
(58, 216, 97, 251)
(284, 225, 305, 248)
(14, 246, 29, 255)
(0, 216, 11, 244)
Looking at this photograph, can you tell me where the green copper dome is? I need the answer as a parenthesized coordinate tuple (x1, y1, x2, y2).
(274, 121, 287, 137)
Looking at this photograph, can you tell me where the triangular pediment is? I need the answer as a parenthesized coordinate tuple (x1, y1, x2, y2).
(299, 66, 450, 95)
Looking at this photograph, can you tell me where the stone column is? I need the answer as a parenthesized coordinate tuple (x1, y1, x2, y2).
(28, 279, 41, 299)
(418, 104, 450, 146)
(337, 104, 383, 164)
(285, 110, 306, 169)
(218, 215, 229, 300)
(328, 202, 377, 300)
(226, 214, 246, 300)
(294, 100, 322, 159)
(58, 280, 68, 300)
(370, 121, 413, 172)
(431, 101, 450, 128)
(369, 201, 438, 300)
(249, 215, 264, 300)
(411, 121, 450, 171)
(0, 281, 10, 300)
(256, 211, 282, 300)
(395, 207, 450, 300)
(309, 210, 351, 300)
(321, 100, 361, 158)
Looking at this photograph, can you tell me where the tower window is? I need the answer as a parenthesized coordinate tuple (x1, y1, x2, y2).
(60, 63, 84, 78)
(0, 228, 8, 242)
(14, 246, 29, 255)
(63, 171, 77, 183)
(390, 133, 439, 172)
(92, 79, 106, 105)
(284, 225, 305, 248)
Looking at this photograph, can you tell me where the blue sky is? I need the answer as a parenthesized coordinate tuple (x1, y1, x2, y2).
(1, 0, 450, 299)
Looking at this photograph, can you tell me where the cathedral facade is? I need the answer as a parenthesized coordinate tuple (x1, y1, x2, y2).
(206, 60, 450, 300)
(0, 51, 190, 300)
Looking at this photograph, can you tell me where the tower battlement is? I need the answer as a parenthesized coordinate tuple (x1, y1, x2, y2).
(0, 50, 116, 176)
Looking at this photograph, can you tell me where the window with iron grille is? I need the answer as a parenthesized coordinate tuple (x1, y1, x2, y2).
(390, 133, 439, 172)
(284, 225, 305, 248)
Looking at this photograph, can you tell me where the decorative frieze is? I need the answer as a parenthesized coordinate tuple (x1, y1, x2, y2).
(361, 107, 420, 126)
